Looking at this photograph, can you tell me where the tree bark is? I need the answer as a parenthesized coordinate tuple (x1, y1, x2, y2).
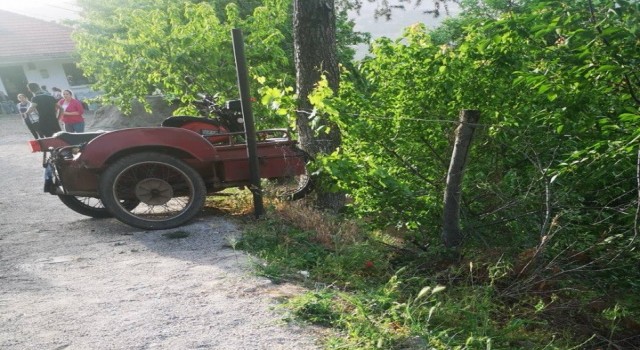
(442, 110, 480, 248)
(293, 0, 345, 210)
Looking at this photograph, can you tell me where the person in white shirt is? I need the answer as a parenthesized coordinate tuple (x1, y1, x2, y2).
(16, 93, 41, 139)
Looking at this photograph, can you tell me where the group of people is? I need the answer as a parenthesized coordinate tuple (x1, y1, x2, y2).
(13, 83, 85, 139)
(0, 90, 18, 114)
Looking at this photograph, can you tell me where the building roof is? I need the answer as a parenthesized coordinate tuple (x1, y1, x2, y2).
(0, 9, 76, 63)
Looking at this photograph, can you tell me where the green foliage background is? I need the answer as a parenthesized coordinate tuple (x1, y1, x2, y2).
(74, 0, 291, 118)
(73, 0, 365, 123)
(325, 0, 640, 260)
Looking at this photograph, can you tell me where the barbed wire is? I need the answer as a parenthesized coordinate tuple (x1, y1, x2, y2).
(294, 109, 489, 127)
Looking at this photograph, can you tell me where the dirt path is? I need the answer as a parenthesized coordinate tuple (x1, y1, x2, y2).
(0, 113, 320, 349)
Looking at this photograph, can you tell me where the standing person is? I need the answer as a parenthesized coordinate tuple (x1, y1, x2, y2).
(58, 89, 85, 133)
(26, 82, 61, 137)
(16, 93, 41, 139)
(0, 90, 17, 114)
(52, 87, 62, 100)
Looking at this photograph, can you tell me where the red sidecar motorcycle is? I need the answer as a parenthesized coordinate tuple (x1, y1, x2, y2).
(29, 96, 312, 230)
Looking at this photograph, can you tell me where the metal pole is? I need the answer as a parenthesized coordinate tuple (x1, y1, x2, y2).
(231, 28, 264, 217)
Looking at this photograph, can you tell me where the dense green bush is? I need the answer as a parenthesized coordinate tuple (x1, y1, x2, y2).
(320, 0, 640, 274)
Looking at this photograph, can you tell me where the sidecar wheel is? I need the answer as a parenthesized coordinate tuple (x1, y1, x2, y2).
(58, 195, 140, 219)
(99, 152, 206, 230)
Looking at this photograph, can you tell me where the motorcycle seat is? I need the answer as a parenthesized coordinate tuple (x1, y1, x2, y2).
(53, 131, 106, 145)
(161, 116, 223, 128)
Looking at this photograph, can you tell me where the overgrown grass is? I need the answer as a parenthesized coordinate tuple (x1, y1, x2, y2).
(209, 194, 639, 349)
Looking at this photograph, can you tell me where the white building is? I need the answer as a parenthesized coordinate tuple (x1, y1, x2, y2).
(0, 10, 94, 105)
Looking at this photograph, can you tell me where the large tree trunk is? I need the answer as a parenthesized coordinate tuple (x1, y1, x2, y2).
(293, 0, 345, 210)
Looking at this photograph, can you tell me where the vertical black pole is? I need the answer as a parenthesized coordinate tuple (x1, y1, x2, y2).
(232, 28, 264, 217)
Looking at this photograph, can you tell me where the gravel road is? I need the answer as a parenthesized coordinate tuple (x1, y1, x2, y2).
(0, 112, 321, 349)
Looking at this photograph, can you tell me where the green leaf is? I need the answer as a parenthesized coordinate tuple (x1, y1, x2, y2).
(538, 84, 551, 94)
(619, 113, 640, 122)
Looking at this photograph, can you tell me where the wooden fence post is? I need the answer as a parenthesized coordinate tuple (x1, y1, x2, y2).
(442, 109, 480, 248)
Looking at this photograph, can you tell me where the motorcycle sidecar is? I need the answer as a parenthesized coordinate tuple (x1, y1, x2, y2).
(43, 126, 310, 230)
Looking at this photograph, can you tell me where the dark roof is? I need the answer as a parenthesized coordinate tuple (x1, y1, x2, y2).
(0, 9, 76, 63)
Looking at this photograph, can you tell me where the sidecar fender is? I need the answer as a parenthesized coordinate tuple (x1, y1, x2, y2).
(78, 127, 218, 169)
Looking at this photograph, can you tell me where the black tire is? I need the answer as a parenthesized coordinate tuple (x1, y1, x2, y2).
(99, 152, 206, 230)
(58, 195, 140, 219)
(58, 195, 113, 218)
(268, 149, 314, 201)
